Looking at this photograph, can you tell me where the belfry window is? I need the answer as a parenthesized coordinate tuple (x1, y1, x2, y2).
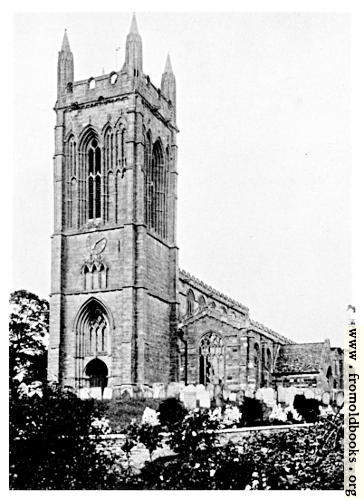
(88, 139, 101, 219)
(145, 138, 169, 239)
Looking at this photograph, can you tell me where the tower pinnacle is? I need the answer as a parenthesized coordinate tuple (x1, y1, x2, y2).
(61, 29, 71, 52)
(164, 53, 173, 74)
(57, 29, 74, 97)
(124, 13, 143, 76)
(129, 13, 139, 34)
(161, 53, 176, 121)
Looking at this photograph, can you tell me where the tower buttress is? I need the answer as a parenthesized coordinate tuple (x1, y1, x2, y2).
(161, 54, 176, 121)
(57, 30, 74, 98)
(124, 13, 143, 77)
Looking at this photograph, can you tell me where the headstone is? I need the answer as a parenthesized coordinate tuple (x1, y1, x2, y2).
(102, 387, 113, 400)
(277, 386, 286, 403)
(133, 385, 144, 399)
(285, 386, 297, 406)
(152, 383, 165, 399)
(143, 386, 153, 399)
(167, 382, 182, 399)
(90, 387, 102, 400)
(222, 388, 230, 400)
(182, 385, 197, 410)
(336, 391, 344, 407)
(304, 388, 314, 400)
(261, 387, 276, 406)
(79, 388, 91, 400)
(322, 392, 331, 406)
(206, 383, 214, 399)
(245, 389, 254, 399)
(255, 388, 264, 400)
(229, 392, 237, 402)
(197, 388, 210, 408)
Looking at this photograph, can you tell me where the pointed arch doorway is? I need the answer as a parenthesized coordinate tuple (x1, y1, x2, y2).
(85, 358, 108, 390)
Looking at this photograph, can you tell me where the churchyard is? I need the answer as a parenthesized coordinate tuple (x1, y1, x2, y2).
(10, 380, 344, 490)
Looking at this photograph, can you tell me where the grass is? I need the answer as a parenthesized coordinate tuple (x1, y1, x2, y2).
(95, 398, 162, 432)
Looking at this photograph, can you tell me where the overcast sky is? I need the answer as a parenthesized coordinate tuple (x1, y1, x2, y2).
(12, 12, 350, 346)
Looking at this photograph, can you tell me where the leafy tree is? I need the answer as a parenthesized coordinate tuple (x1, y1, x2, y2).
(9, 290, 49, 394)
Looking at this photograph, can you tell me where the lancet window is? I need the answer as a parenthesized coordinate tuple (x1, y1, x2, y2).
(145, 137, 169, 239)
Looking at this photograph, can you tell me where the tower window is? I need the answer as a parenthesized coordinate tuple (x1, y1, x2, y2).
(88, 139, 101, 219)
(145, 138, 169, 239)
(88, 78, 96, 90)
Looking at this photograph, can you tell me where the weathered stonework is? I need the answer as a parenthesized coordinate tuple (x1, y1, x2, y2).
(48, 15, 343, 398)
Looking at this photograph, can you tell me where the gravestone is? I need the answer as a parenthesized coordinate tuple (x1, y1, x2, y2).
(79, 388, 91, 400)
(322, 392, 331, 406)
(277, 386, 285, 403)
(197, 387, 210, 408)
(167, 382, 183, 399)
(206, 383, 214, 399)
(261, 387, 276, 406)
(255, 388, 264, 400)
(228, 392, 237, 402)
(336, 391, 344, 407)
(304, 388, 314, 400)
(182, 385, 197, 410)
(90, 387, 102, 400)
(102, 387, 113, 400)
(152, 383, 166, 399)
(143, 386, 153, 399)
(285, 386, 297, 406)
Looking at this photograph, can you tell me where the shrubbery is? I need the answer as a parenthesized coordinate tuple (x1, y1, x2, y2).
(9, 384, 119, 489)
(158, 397, 187, 429)
(293, 394, 321, 423)
(10, 386, 343, 490)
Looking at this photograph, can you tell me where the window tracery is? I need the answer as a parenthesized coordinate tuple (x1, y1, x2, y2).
(199, 332, 225, 385)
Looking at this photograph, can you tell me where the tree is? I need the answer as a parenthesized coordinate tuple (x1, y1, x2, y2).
(9, 290, 49, 394)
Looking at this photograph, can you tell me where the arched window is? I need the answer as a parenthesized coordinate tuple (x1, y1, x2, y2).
(198, 295, 206, 310)
(199, 332, 225, 385)
(145, 138, 169, 239)
(83, 262, 108, 291)
(76, 300, 110, 361)
(88, 139, 101, 219)
(186, 289, 195, 316)
(66, 135, 77, 228)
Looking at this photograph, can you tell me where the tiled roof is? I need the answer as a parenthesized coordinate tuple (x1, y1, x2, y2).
(274, 342, 325, 374)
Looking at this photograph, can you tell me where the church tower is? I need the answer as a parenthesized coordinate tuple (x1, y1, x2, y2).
(48, 15, 179, 396)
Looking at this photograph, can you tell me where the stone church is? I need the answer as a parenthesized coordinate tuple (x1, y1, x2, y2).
(48, 15, 343, 399)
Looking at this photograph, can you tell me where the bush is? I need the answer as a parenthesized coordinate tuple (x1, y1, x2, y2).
(293, 394, 320, 423)
(239, 397, 264, 426)
(158, 398, 187, 429)
(168, 409, 220, 457)
(9, 384, 118, 489)
(138, 413, 343, 490)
